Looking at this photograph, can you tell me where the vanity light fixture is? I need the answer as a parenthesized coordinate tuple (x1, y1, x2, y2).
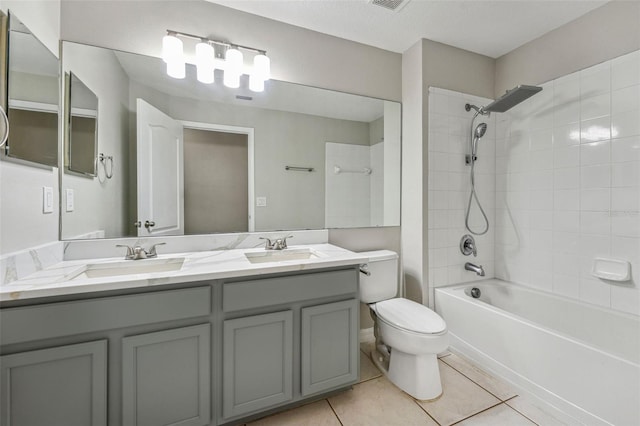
(162, 32, 185, 79)
(162, 30, 271, 92)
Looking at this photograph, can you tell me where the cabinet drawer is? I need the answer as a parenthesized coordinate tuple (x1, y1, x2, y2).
(223, 269, 358, 312)
(0, 286, 211, 345)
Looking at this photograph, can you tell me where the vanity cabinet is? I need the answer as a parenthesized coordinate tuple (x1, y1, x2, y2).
(0, 266, 360, 426)
(219, 268, 359, 423)
(122, 324, 211, 426)
(301, 299, 359, 396)
(222, 311, 294, 418)
(0, 340, 107, 426)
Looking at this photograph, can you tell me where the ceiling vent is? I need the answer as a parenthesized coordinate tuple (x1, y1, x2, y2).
(369, 0, 411, 12)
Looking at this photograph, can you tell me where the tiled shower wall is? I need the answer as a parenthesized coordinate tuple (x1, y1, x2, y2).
(495, 50, 640, 315)
(427, 88, 496, 288)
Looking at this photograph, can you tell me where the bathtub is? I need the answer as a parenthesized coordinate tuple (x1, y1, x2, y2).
(435, 279, 639, 426)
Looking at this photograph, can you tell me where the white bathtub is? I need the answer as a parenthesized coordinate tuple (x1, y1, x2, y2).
(435, 279, 639, 426)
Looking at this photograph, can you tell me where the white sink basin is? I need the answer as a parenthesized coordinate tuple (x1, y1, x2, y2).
(70, 258, 185, 280)
(244, 248, 320, 264)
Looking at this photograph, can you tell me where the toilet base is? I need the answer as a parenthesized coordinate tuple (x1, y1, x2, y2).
(371, 348, 443, 401)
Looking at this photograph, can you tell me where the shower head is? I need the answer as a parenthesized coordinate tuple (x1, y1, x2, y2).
(483, 85, 542, 113)
(474, 123, 487, 139)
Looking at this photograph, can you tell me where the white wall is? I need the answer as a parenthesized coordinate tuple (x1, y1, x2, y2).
(495, 51, 640, 315)
(0, 0, 60, 254)
(496, 1, 640, 96)
(61, 43, 130, 239)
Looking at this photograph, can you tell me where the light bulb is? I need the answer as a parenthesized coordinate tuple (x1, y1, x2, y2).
(162, 34, 183, 64)
(224, 47, 243, 88)
(253, 53, 270, 81)
(195, 42, 215, 84)
(166, 60, 185, 79)
(249, 74, 264, 92)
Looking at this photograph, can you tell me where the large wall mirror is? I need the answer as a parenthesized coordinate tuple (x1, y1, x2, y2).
(4, 12, 59, 167)
(60, 41, 401, 240)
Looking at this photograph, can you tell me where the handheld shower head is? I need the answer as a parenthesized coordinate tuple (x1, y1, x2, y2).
(475, 123, 487, 139)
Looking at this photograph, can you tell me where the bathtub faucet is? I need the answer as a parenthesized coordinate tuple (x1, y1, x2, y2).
(464, 262, 485, 276)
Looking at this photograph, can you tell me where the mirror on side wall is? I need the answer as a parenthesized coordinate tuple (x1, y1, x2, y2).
(60, 41, 401, 241)
(3, 12, 59, 167)
(65, 72, 98, 176)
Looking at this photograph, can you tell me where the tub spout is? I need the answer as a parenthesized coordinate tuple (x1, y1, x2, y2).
(465, 262, 485, 276)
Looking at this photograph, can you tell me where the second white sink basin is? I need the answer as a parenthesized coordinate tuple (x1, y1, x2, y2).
(244, 248, 320, 264)
(70, 257, 185, 280)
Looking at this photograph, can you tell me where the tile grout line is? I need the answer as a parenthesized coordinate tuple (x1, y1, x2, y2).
(325, 397, 345, 426)
(448, 400, 506, 426)
(412, 398, 443, 426)
(503, 397, 544, 426)
(439, 356, 517, 402)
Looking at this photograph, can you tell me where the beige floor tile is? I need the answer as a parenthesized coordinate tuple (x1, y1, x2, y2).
(247, 400, 340, 426)
(440, 353, 517, 401)
(416, 361, 500, 426)
(329, 377, 438, 426)
(506, 396, 571, 426)
(456, 403, 536, 426)
(359, 350, 382, 383)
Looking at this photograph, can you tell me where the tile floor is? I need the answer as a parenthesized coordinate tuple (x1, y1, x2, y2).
(247, 340, 569, 426)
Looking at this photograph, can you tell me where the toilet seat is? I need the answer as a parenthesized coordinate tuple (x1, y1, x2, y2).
(373, 298, 446, 334)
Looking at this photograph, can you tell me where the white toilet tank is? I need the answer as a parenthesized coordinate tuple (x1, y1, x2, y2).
(358, 250, 399, 304)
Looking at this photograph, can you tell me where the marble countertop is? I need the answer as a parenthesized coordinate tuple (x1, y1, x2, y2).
(0, 244, 368, 302)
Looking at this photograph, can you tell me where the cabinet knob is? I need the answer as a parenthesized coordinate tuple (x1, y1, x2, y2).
(145, 220, 156, 229)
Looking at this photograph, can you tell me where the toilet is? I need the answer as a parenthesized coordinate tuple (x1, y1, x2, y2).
(359, 250, 449, 400)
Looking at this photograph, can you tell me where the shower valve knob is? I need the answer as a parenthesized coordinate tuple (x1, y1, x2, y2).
(460, 234, 477, 257)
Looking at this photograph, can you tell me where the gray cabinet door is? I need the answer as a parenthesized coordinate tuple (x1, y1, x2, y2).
(0, 340, 107, 426)
(122, 324, 210, 426)
(301, 299, 359, 396)
(223, 310, 293, 419)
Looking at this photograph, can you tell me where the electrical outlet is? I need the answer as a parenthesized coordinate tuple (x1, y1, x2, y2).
(65, 189, 75, 212)
(42, 187, 53, 214)
(256, 196, 267, 207)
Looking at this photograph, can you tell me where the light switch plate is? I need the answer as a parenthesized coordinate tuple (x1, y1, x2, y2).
(65, 189, 75, 212)
(256, 196, 267, 207)
(42, 187, 53, 214)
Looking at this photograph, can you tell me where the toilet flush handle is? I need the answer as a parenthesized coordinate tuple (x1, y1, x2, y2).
(359, 264, 371, 276)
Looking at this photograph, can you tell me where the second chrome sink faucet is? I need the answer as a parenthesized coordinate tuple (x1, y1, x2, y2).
(116, 242, 166, 260)
(260, 235, 293, 250)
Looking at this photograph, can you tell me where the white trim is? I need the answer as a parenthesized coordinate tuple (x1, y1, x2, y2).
(70, 107, 97, 118)
(180, 121, 255, 232)
(8, 99, 59, 113)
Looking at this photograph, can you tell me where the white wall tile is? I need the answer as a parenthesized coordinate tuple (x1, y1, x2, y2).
(580, 140, 610, 166)
(612, 85, 640, 115)
(612, 162, 640, 187)
(612, 50, 640, 90)
(494, 50, 640, 315)
(580, 164, 611, 189)
(580, 93, 610, 121)
(612, 110, 640, 139)
(611, 136, 640, 163)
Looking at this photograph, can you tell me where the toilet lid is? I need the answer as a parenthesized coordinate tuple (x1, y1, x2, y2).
(374, 298, 446, 334)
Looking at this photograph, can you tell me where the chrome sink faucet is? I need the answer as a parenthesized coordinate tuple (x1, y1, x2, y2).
(116, 242, 166, 260)
(465, 262, 485, 276)
(260, 235, 293, 250)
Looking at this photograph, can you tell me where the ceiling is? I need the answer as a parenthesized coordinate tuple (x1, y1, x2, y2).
(206, 0, 609, 58)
